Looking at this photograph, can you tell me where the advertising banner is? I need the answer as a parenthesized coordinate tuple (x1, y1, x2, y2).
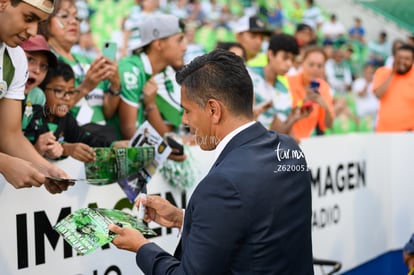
(1, 133, 413, 274)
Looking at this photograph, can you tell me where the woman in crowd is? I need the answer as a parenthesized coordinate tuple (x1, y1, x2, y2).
(288, 46, 335, 140)
(38, 0, 121, 141)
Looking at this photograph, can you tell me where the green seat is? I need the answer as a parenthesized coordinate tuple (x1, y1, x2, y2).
(89, 0, 134, 47)
(354, 0, 414, 33)
(195, 25, 235, 52)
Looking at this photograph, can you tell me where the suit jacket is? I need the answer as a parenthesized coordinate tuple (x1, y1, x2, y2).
(136, 122, 313, 274)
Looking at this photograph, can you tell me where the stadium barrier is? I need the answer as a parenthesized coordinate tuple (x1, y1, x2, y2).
(1, 132, 413, 274)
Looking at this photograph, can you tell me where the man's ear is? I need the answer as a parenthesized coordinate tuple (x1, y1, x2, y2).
(235, 33, 242, 43)
(207, 99, 222, 124)
(267, 49, 274, 60)
(152, 39, 162, 51)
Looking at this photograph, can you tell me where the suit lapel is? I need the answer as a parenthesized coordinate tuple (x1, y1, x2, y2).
(177, 123, 270, 259)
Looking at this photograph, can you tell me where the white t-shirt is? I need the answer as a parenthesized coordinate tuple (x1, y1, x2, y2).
(153, 65, 181, 112)
(325, 59, 352, 96)
(0, 43, 27, 100)
(352, 77, 379, 117)
(303, 6, 324, 30)
(367, 40, 391, 60)
(248, 68, 291, 128)
(385, 55, 394, 68)
(321, 21, 345, 39)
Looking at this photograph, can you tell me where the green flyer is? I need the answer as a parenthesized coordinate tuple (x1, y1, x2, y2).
(54, 208, 157, 255)
(85, 146, 155, 185)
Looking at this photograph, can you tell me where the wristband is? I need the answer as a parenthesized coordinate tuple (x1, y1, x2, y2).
(107, 85, 121, 96)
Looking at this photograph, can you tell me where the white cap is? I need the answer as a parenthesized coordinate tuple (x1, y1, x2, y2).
(22, 0, 54, 14)
(134, 14, 184, 51)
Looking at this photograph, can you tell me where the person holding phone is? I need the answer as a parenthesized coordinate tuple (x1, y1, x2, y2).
(38, 0, 122, 142)
(259, 33, 312, 136)
(288, 46, 335, 140)
(102, 42, 117, 61)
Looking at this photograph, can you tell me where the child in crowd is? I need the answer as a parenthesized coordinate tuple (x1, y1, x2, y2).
(20, 35, 64, 160)
(260, 33, 310, 135)
(24, 61, 128, 163)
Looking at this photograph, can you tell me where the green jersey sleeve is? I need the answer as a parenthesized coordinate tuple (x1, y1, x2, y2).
(118, 55, 147, 107)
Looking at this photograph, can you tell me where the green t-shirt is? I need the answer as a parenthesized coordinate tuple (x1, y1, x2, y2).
(22, 87, 46, 130)
(118, 53, 182, 130)
(247, 52, 268, 69)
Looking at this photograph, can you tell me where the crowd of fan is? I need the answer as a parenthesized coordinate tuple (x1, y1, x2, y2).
(73, 0, 414, 140)
(1, 0, 414, 269)
(2, 0, 414, 192)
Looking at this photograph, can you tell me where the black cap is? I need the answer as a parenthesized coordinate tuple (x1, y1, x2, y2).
(234, 15, 271, 35)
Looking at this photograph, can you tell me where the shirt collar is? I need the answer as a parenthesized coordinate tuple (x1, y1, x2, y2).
(140, 52, 153, 75)
(0, 43, 5, 55)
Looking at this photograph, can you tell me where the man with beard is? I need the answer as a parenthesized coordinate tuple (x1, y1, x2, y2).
(373, 44, 414, 132)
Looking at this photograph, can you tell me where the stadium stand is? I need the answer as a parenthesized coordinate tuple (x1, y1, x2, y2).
(354, 0, 414, 34)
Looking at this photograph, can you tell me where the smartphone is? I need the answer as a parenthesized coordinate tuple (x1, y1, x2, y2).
(300, 101, 313, 111)
(310, 80, 320, 94)
(102, 41, 117, 61)
(166, 136, 184, 156)
(46, 176, 77, 183)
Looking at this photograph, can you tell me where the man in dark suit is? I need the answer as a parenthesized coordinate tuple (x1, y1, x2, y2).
(109, 49, 314, 274)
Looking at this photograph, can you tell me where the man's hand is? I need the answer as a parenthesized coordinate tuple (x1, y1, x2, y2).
(138, 195, 183, 228)
(305, 87, 328, 109)
(253, 100, 273, 120)
(0, 153, 44, 189)
(34, 131, 58, 156)
(112, 140, 130, 148)
(167, 152, 187, 162)
(77, 56, 108, 97)
(291, 106, 312, 122)
(0, 154, 73, 194)
(43, 165, 74, 194)
(142, 78, 158, 106)
(404, 251, 414, 269)
(62, 143, 96, 163)
(44, 141, 64, 159)
(109, 224, 149, 252)
(103, 58, 121, 91)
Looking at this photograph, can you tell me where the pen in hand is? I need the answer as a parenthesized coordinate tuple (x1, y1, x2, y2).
(137, 185, 147, 223)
